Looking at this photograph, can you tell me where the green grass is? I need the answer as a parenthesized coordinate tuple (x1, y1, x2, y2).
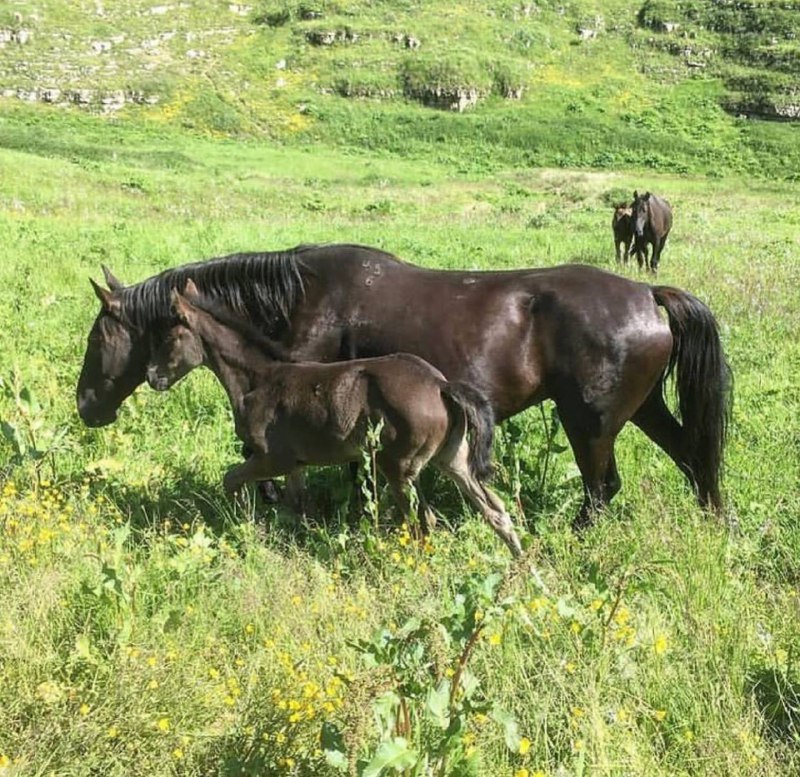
(1, 108, 800, 775)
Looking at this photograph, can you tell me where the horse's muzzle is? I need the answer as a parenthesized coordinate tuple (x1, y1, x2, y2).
(145, 368, 170, 392)
(77, 394, 117, 427)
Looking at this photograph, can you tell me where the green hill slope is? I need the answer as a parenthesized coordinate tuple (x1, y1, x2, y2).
(1, 0, 799, 176)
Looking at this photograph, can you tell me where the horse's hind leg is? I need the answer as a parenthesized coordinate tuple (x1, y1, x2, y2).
(605, 452, 621, 502)
(631, 386, 697, 493)
(438, 439, 522, 557)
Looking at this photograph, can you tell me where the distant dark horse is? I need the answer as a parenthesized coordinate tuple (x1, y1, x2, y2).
(77, 244, 731, 530)
(146, 282, 522, 555)
(612, 204, 634, 264)
(631, 191, 673, 273)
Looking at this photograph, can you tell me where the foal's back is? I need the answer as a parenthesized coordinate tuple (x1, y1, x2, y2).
(248, 352, 449, 449)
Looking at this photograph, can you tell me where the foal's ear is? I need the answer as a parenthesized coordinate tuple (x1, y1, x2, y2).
(90, 278, 121, 315)
(101, 265, 123, 291)
(633, 189, 638, 199)
(182, 278, 200, 300)
(170, 290, 193, 324)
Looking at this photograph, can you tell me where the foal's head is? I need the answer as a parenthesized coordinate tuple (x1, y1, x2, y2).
(146, 282, 205, 391)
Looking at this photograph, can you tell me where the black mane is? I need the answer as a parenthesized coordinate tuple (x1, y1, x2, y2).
(119, 248, 309, 333)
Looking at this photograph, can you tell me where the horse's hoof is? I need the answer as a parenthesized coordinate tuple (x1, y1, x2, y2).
(257, 479, 281, 503)
(571, 515, 592, 534)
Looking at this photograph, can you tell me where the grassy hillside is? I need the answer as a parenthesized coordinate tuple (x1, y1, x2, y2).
(1, 0, 800, 176)
(1, 110, 800, 774)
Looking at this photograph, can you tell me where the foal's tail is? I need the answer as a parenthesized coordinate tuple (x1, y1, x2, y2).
(652, 286, 733, 511)
(441, 382, 495, 482)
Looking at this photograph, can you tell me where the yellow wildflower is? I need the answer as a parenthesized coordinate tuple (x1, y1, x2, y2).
(654, 710, 667, 722)
(489, 633, 502, 646)
(157, 717, 170, 732)
(172, 748, 184, 760)
(79, 703, 91, 716)
(653, 634, 668, 655)
(519, 736, 532, 755)
(107, 726, 120, 738)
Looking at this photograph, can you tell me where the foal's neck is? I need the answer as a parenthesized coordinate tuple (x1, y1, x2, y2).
(193, 310, 277, 411)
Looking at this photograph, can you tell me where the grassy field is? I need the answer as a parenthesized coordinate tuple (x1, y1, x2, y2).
(1, 107, 800, 776)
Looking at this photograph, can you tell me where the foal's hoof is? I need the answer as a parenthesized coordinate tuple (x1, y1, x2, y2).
(256, 479, 282, 503)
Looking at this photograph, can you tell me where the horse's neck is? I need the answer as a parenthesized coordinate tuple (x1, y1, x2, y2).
(196, 316, 274, 415)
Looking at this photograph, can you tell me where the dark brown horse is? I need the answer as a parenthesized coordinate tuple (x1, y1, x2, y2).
(77, 244, 731, 530)
(612, 204, 634, 264)
(631, 190, 673, 273)
(147, 283, 523, 555)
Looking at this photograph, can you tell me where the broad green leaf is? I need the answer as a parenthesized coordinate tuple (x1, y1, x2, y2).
(362, 737, 418, 777)
(490, 705, 521, 751)
(426, 678, 451, 728)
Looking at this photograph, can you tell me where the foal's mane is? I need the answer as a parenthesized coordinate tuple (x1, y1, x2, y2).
(118, 248, 310, 332)
(186, 293, 291, 363)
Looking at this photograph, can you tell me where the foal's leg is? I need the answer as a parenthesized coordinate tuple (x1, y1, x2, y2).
(377, 452, 425, 535)
(438, 439, 522, 557)
(223, 451, 294, 497)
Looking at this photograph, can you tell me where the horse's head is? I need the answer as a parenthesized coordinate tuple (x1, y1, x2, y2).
(631, 190, 651, 238)
(613, 203, 632, 225)
(146, 282, 205, 392)
(77, 267, 149, 427)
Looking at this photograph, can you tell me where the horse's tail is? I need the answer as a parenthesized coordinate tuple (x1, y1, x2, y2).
(652, 286, 733, 511)
(441, 381, 495, 482)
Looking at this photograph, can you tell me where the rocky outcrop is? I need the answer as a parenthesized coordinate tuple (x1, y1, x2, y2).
(305, 28, 358, 45)
(405, 85, 486, 112)
(0, 28, 32, 46)
(0, 86, 160, 110)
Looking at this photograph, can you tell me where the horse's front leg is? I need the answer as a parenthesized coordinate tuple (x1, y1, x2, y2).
(283, 469, 308, 517)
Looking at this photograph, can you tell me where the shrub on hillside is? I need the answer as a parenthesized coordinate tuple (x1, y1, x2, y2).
(491, 59, 528, 99)
(333, 71, 399, 99)
(252, 1, 325, 26)
(400, 53, 492, 111)
(637, 0, 685, 31)
(181, 92, 243, 134)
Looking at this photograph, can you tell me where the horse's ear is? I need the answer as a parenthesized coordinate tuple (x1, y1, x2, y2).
(633, 190, 638, 199)
(101, 265, 123, 291)
(90, 278, 121, 315)
(644, 192, 651, 200)
(183, 278, 200, 299)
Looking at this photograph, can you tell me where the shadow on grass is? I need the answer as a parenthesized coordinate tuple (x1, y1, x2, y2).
(748, 663, 800, 744)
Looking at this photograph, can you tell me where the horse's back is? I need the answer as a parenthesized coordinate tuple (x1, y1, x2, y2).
(650, 195, 673, 237)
